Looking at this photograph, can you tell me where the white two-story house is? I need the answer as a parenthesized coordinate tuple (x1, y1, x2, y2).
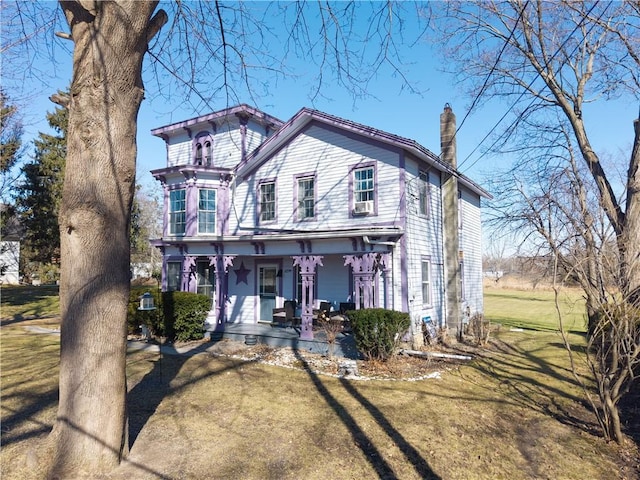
(150, 104, 490, 343)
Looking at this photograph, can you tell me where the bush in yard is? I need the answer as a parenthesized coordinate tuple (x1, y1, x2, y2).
(470, 312, 491, 346)
(348, 308, 411, 361)
(162, 291, 210, 342)
(127, 286, 163, 336)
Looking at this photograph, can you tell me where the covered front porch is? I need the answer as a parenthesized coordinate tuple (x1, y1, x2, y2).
(205, 322, 359, 359)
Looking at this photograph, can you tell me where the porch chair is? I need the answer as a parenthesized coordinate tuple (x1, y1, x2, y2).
(338, 302, 356, 331)
(272, 300, 297, 328)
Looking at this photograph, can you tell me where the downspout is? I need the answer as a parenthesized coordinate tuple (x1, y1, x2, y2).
(362, 235, 398, 246)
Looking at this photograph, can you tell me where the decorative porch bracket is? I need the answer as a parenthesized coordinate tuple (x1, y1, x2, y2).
(344, 252, 389, 309)
(292, 255, 324, 340)
(208, 255, 236, 331)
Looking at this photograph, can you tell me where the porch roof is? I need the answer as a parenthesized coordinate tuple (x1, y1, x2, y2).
(151, 226, 403, 247)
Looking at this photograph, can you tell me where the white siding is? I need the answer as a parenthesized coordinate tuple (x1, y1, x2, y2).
(234, 124, 402, 233)
(460, 186, 484, 315)
(167, 131, 192, 166)
(165, 118, 269, 169)
(211, 124, 243, 168)
(403, 158, 445, 327)
(316, 256, 351, 310)
(0, 241, 20, 284)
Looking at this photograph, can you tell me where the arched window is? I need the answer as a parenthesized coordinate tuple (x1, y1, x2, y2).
(204, 141, 212, 166)
(193, 132, 213, 166)
(195, 143, 203, 166)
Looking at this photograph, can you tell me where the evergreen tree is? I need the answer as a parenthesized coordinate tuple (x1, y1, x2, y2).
(0, 90, 23, 176)
(16, 102, 67, 275)
(16, 99, 156, 281)
(0, 90, 23, 208)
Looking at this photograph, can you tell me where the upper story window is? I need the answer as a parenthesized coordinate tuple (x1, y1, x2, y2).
(193, 133, 213, 166)
(419, 170, 430, 217)
(259, 181, 276, 223)
(352, 165, 375, 215)
(296, 175, 315, 220)
(198, 188, 216, 234)
(169, 189, 186, 235)
(421, 258, 432, 306)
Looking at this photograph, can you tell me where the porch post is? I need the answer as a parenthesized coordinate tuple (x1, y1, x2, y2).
(212, 255, 235, 330)
(379, 252, 392, 309)
(182, 255, 197, 292)
(292, 255, 324, 340)
(344, 252, 380, 309)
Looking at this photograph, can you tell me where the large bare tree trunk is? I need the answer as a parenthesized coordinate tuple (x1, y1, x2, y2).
(49, 2, 165, 477)
(623, 119, 640, 307)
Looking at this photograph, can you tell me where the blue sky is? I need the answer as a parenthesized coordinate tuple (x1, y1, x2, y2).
(6, 2, 638, 248)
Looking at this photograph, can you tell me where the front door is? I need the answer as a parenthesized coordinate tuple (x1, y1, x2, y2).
(258, 265, 277, 322)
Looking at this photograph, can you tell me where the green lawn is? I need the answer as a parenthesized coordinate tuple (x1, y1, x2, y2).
(484, 286, 587, 333)
(1, 285, 60, 320)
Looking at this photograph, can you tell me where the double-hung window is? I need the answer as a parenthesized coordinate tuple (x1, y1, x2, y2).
(198, 189, 216, 234)
(259, 181, 276, 223)
(419, 170, 430, 217)
(297, 176, 315, 220)
(421, 258, 432, 306)
(169, 189, 186, 235)
(353, 165, 375, 215)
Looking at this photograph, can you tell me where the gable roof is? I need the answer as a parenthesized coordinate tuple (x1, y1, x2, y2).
(235, 107, 491, 199)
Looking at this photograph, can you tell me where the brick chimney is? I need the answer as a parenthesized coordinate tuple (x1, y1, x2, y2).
(440, 103, 457, 168)
(440, 104, 461, 338)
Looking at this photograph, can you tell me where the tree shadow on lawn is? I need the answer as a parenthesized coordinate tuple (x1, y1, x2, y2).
(619, 381, 640, 448)
(548, 340, 639, 447)
(127, 341, 259, 449)
(1, 388, 58, 446)
(466, 337, 601, 436)
(293, 349, 441, 480)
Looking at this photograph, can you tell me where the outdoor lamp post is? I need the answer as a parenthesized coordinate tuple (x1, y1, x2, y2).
(138, 292, 156, 311)
(138, 292, 156, 342)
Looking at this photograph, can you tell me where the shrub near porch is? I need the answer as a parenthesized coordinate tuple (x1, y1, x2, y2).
(349, 308, 411, 360)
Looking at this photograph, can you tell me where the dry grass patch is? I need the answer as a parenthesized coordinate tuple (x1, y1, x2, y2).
(2, 316, 637, 479)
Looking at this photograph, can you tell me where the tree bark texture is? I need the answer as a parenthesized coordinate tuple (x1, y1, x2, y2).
(50, 1, 163, 476)
(624, 119, 640, 307)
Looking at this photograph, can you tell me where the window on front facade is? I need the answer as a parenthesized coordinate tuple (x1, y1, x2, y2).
(354, 166, 374, 203)
(421, 259, 432, 306)
(419, 170, 430, 217)
(195, 144, 203, 165)
(204, 141, 212, 166)
(196, 260, 215, 299)
(198, 189, 216, 234)
(194, 134, 213, 167)
(167, 261, 181, 291)
(297, 176, 315, 220)
(260, 182, 276, 222)
(169, 189, 186, 235)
